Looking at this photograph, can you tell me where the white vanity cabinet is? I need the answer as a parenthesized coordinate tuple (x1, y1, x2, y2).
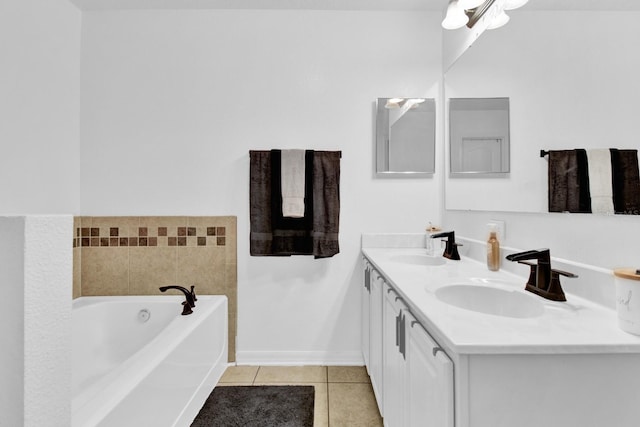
(362, 248, 640, 427)
(362, 259, 372, 368)
(406, 311, 454, 427)
(363, 257, 455, 427)
(383, 283, 408, 427)
(367, 261, 385, 411)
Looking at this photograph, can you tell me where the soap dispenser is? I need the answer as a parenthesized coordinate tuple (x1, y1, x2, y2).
(425, 222, 441, 256)
(486, 223, 500, 271)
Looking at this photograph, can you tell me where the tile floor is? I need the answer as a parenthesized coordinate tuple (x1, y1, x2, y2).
(218, 365, 383, 426)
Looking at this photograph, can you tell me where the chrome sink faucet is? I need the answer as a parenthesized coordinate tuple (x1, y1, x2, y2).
(430, 231, 461, 260)
(506, 249, 577, 301)
(159, 285, 197, 315)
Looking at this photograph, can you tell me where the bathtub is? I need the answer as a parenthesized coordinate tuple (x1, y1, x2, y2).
(72, 295, 228, 427)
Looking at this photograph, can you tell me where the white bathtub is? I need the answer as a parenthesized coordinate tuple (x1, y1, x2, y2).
(72, 295, 228, 427)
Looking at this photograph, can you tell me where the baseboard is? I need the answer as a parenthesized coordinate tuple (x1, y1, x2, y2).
(235, 350, 364, 366)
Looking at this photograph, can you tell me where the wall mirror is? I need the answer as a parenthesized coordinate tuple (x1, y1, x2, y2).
(444, 4, 640, 212)
(375, 97, 436, 178)
(449, 97, 509, 175)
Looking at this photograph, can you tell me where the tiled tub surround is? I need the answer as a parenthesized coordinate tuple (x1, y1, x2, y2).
(72, 216, 237, 361)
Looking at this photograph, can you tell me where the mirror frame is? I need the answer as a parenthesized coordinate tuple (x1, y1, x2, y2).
(375, 97, 436, 179)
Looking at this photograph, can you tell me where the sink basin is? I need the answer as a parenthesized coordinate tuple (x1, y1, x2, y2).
(389, 254, 446, 266)
(435, 284, 544, 318)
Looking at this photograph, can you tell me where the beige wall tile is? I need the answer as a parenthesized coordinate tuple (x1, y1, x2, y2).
(129, 247, 177, 295)
(73, 247, 81, 299)
(90, 216, 139, 240)
(80, 247, 129, 295)
(143, 216, 189, 240)
(176, 246, 226, 293)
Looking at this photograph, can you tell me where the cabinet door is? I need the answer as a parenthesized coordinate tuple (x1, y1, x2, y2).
(369, 271, 384, 412)
(407, 316, 454, 427)
(362, 258, 371, 369)
(383, 284, 408, 427)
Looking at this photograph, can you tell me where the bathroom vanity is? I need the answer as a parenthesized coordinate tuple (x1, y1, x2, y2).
(362, 246, 640, 427)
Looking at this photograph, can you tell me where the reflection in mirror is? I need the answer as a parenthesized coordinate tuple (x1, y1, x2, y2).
(375, 97, 435, 178)
(449, 98, 509, 175)
(444, 6, 640, 213)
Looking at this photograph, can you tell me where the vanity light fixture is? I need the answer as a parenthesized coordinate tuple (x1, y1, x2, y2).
(385, 98, 427, 109)
(442, 0, 469, 30)
(442, 0, 527, 31)
(385, 98, 404, 109)
(406, 98, 427, 109)
(487, 10, 510, 29)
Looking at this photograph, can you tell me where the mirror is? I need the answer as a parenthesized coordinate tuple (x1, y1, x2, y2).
(449, 97, 510, 175)
(444, 5, 640, 212)
(375, 97, 436, 178)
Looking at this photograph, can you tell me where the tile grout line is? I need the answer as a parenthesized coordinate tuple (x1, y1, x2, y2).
(252, 366, 261, 385)
(326, 374, 331, 427)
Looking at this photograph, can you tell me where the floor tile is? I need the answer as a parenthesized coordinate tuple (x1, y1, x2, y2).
(311, 383, 329, 427)
(328, 366, 370, 383)
(328, 383, 383, 427)
(219, 365, 259, 384)
(253, 365, 327, 384)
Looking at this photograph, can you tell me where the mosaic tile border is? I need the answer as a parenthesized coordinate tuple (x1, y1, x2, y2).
(73, 226, 226, 248)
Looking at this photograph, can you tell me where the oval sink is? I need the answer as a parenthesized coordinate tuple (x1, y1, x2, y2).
(435, 284, 544, 318)
(389, 254, 446, 266)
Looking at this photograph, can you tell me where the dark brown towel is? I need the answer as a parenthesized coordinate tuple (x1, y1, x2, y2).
(312, 151, 341, 258)
(548, 149, 591, 213)
(270, 150, 314, 255)
(575, 149, 592, 213)
(610, 149, 640, 215)
(249, 150, 341, 257)
(249, 151, 274, 255)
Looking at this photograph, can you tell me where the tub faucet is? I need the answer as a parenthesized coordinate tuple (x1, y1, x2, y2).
(430, 231, 461, 260)
(506, 249, 577, 301)
(159, 285, 197, 315)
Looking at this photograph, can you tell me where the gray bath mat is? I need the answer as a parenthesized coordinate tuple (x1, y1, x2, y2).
(191, 385, 315, 427)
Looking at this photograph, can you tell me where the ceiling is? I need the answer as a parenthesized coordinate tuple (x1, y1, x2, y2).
(69, 0, 445, 11)
(68, 0, 640, 12)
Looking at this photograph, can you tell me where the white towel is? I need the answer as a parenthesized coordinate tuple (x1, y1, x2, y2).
(281, 149, 306, 218)
(586, 149, 614, 215)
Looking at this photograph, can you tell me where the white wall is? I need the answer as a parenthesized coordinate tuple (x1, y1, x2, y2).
(0, 216, 73, 427)
(80, 9, 443, 363)
(0, 0, 81, 214)
(0, 1, 79, 424)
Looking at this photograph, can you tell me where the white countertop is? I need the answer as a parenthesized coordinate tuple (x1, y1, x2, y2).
(363, 247, 640, 355)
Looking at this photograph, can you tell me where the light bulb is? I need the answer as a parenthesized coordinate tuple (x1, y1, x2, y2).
(385, 100, 400, 109)
(442, 0, 469, 30)
(487, 10, 510, 29)
(504, 0, 529, 10)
